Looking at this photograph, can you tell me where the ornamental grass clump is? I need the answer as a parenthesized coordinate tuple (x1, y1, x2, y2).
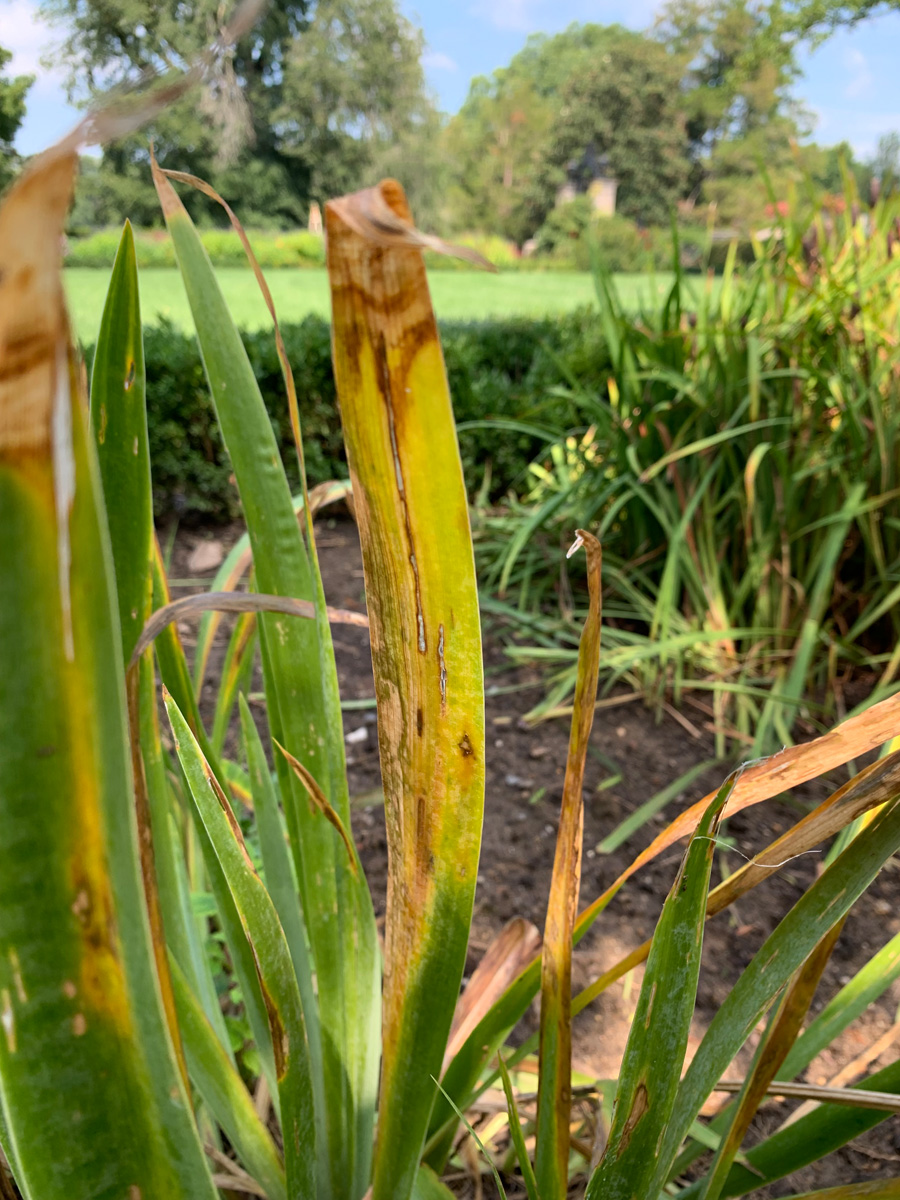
(478, 175, 900, 756)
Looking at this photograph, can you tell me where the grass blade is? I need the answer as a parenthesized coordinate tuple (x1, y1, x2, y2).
(498, 1053, 540, 1200)
(585, 773, 735, 1200)
(166, 691, 316, 1200)
(239, 694, 321, 1092)
(153, 158, 380, 1200)
(596, 758, 719, 855)
(327, 181, 486, 1200)
(170, 956, 287, 1200)
(535, 530, 602, 1200)
(660, 790, 900, 1184)
(88, 219, 149, 665)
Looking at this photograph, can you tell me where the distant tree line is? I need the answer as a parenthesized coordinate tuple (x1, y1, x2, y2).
(0, 0, 898, 239)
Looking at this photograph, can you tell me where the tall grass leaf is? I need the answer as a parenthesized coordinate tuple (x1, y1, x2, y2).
(659, 790, 900, 1186)
(697, 920, 844, 1200)
(88, 220, 150, 665)
(326, 180, 486, 1200)
(169, 956, 288, 1200)
(0, 147, 216, 1199)
(638, 419, 790, 483)
(149, 535, 280, 1099)
(152, 159, 379, 1200)
(239, 693, 323, 1107)
(536, 530, 602, 1200)
(585, 773, 735, 1200)
(165, 691, 316, 1200)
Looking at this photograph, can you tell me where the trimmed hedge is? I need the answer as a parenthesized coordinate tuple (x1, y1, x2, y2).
(80, 313, 608, 521)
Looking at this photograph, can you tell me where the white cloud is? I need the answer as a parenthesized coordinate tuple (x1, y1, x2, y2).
(423, 50, 458, 72)
(843, 47, 873, 99)
(1, 0, 67, 81)
(473, 0, 543, 33)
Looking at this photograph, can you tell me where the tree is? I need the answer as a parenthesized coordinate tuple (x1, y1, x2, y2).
(773, 0, 900, 38)
(0, 45, 33, 195)
(653, 0, 805, 218)
(871, 131, 900, 184)
(441, 72, 552, 241)
(42, 0, 436, 226)
(443, 24, 691, 241)
(545, 28, 691, 227)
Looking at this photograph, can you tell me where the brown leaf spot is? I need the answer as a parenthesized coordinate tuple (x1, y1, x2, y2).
(260, 979, 290, 1080)
(62, 980, 77, 999)
(416, 707, 423, 736)
(458, 733, 474, 757)
(617, 1081, 649, 1156)
(72, 1013, 86, 1036)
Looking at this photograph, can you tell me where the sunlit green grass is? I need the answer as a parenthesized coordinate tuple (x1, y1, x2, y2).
(65, 266, 704, 341)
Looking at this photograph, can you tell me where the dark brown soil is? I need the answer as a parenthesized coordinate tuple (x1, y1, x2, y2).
(170, 515, 900, 1199)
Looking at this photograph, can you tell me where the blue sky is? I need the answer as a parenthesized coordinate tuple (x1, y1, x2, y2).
(5, 0, 900, 159)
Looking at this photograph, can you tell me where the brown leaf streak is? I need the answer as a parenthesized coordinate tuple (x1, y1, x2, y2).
(373, 329, 426, 655)
(206, 762, 259, 877)
(258, 972, 290, 1081)
(617, 1081, 650, 1157)
(275, 741, 359, 877)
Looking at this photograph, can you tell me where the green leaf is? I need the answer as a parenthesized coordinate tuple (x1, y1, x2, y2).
(170, 956, 287, 1200)
(88, 220, 150, 664)
(166, 692, 316, 1200)
(239, 694, 323, 1113)
(585, 773, 735, 1200)
(154, 157, 379, 1200)
(498, 1054, 540, 1200)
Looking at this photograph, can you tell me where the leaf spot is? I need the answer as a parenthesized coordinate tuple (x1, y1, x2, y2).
(617, 1081, 649, 1156)
(1, 990, 15, 1053)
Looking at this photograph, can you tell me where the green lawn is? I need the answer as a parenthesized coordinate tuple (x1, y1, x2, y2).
(64, 266, 689, 342)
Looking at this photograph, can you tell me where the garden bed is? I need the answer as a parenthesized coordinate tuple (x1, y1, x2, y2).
(173, 515, 900, 1198)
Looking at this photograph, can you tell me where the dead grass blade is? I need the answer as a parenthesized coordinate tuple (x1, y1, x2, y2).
(536, 532, 602, 1200)
(130, 590, 367, 668)
(574, 749, 900, 1015)
(711, 1080, 900, 1113)
(274, 741, 359, 878)
(444, 919, 542, 1074)
(576, 693, 900, 939)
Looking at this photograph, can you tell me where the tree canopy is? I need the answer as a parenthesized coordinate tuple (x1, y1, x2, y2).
(42, 0, 439, 227)
(0, 45, 32, 195)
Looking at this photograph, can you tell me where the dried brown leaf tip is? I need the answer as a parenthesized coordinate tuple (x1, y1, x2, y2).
(0, 150, 77, 458)
(327, 180, 495, 271)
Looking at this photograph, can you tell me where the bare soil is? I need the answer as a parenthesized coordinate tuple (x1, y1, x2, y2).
(172, 515, 900, 1199)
